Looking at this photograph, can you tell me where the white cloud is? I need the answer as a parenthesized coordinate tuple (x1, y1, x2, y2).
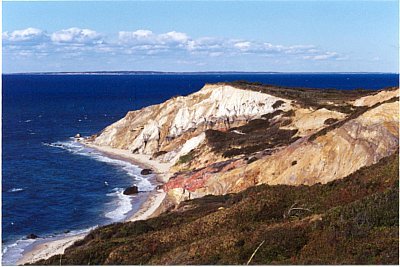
(118, 30, 189, 47)
(51, 28, 103, 44)
(3, 27, 346, 63)
(234, 41, 251, 50)
(3, 28, 47, 42)
(303, 51, 340, 60)
(118, 30, 155, 44)
(186, 37, 224, 52)
(131, 29, 154, 38)
(159, 31, 189, 43)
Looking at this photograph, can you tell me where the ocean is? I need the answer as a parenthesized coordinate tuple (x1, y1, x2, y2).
(2, 73, 398, 264)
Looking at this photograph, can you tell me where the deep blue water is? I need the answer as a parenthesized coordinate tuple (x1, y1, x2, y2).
(2, 73, 398, 264)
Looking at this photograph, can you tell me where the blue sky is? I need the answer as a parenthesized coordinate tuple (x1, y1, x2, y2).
(3, 1, 399, 73)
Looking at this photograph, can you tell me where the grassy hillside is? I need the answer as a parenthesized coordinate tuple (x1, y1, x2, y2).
(35, 152, 399, 265)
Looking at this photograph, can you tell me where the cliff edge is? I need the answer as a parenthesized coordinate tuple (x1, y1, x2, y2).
(87, 82, 399, 209)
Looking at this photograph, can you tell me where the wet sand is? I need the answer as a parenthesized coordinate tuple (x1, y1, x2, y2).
(17, 143, 172, 265)
(17, 234, 85, 265)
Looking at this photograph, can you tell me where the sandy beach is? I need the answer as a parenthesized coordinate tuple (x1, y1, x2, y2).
(17, 142, 172, 265)
(83, 142, 173, 222)
(16, 234, 86, 265)
(83, 142, 173, 183)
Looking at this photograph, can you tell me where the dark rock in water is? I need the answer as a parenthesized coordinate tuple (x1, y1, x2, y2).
(64, 230, 70, 234)
(123, 186, 139, 195)
(141, 169, 153, 175)
(27, 233, 38, 239)
(74, 133, 81, 138)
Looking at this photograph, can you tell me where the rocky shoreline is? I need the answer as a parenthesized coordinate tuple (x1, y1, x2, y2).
(17, 141, 173, 265)
(15, 83, 399, 265)
(81, 141, 173, 222)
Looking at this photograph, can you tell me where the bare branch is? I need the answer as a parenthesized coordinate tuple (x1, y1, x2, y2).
(283, 202, 298, 218)
(246, 240, 265, 265)
(288, 207, 312, 216)
(284, 202, 312, 218)
(289, 202, 298, 210)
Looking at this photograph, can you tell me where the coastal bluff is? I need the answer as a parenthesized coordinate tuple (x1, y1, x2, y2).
(34, 81, 399, 265)
(88, 82, 399, 209)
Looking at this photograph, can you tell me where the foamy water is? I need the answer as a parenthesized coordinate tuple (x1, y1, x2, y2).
(5, 73, 395, 266)
(2, 139, 154, 265)
(7, 188, 24, 193)
(105, 188, 136, 221)
(2, 226, 96, 266)
(42, 139, 155, 221)
(43, 140, 155, 192)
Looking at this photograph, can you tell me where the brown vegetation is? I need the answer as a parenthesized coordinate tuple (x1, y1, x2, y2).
(34, 152, 399, 265)
(206, 109, 300, 158)
(309, 96, 399, 142)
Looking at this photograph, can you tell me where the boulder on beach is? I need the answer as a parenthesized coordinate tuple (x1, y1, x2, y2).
(123, 186, 139, 195)
(156, 184, 163, 190)
(140, 169, 153, 175)
(26, 233, 38, 239)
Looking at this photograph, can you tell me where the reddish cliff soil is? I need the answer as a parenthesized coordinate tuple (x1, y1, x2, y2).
(35, 152, 399, 265)
(165, 158, 245, 192)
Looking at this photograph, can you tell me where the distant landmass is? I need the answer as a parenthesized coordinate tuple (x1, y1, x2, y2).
(5, 71, 398, 75)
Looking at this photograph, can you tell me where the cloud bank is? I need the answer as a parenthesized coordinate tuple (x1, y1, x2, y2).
(3, 27, 355, 72)
(50, 28, 103, 44)
(3, 27, 345, 61)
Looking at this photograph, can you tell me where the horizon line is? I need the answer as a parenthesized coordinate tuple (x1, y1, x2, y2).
(3, 71, 399, 75)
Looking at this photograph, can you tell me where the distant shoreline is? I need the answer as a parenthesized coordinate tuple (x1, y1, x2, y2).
(4, 71, 398, 75)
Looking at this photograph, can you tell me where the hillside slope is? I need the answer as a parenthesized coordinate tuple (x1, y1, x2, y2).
(35, 152, 399, 265)
(85, 82, 398, 210)
(164, 96, 398, 203)
(90, 82, 376, 164)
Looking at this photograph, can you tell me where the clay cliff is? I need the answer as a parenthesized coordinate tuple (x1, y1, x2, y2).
(88, 82, 399, 209)
(93, 84, 293, 162)
(37, 151, 399, 265)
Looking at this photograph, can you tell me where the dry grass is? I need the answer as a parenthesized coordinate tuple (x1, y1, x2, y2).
(35, 152, 399, 265)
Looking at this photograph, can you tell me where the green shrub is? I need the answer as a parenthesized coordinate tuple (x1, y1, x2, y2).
(177, 150, 195, 164)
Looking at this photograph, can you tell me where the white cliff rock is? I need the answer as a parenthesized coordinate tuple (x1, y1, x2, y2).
(90, 82, 398, 209)
(94, 84, 292, 164)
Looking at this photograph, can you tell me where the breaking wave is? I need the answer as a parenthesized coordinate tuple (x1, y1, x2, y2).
(105, 188, 134, 221)
(2, 226, 96, 266)
(42, 139, 155, 223)
(8, 188, 24, 193)
(42, 140, 154, 192)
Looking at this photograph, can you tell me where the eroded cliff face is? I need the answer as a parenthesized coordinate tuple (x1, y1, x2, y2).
(179, 100, 399, 196)
(162, 87, 399, 206)
(94, 84, 292, 161)
(90, 82, 399, 209)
